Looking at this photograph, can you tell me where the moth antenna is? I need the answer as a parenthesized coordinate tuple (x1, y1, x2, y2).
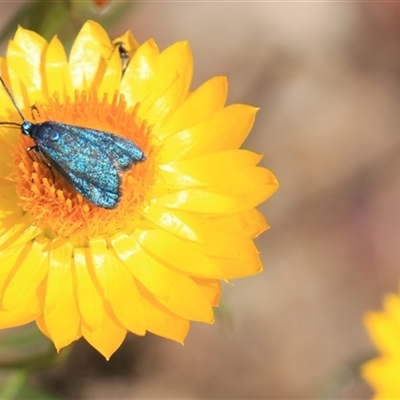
(0, 122, 22, 128)
(0, 76, 26, 122)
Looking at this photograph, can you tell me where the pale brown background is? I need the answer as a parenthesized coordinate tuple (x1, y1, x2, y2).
(4, 1, 400, 399)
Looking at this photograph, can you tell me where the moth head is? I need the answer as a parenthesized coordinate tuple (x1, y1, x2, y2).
(21, 121, 33, 136)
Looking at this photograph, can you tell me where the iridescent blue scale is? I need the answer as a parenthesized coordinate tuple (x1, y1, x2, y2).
(0, 77, 145, 209)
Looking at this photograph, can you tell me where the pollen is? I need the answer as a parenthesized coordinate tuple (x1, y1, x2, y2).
(10, 91, 157, 242)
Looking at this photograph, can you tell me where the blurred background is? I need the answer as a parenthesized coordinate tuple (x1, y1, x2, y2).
(2, 1, 400, 398)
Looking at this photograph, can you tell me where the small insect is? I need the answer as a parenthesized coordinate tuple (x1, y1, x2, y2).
(0, 76, 145, 209)
(113, 40, 131, 74)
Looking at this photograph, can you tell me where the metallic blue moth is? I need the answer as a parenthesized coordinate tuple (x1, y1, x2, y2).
(0, 76, 145, 209)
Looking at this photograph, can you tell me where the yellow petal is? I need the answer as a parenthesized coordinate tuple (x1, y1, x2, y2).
(143, 75, 189, 133)
(36, 314, 52, 340)
(81, 317, 126, 360)
(13, 26, 47, 64)
(214, 208, 269, 239)
(3, 237, 49, 310)
(0, 216, 41, 252)
(384, 293, 400, 330)
(44, 35, 73, 101)
(365, 310, 400, 356)
(143, 205, 259, 258)
(140, 41, 193, 129)
(0, 60, 23, 119)
(0, 186, 19, 218)
(158, 150, 262, 188)
(6, 26, 47, 104)
(192, 277, 221, 307)
(362, 357, 400, 397)
(0, 62, 26, 125)
(89, 238, 145, 335)
(0, 129, 17, 160)
(140, 289, 189, 343)
(208, 166, 279, 210)
(112, 30, 139, 55)
(188, 221, 259, 259)
(143, 204, 201, 242)
(159, 76, 227, 140)
(110, 233, 214, 323)
(106, 250, 146, 336)
(0, 291, 41, 329)
(154, 189, 237, 214)
(159, 40, 192, 97)
(73, 247, 105, 332)
(43, 240, 80, 350)
(97, 48, 122, 99)
(68, 20, 112, 90)
(0, 245, 27, 299)
(120, 39, 159, 107)
(213, 253, 263, 279)
(161, 105, 258, 163)
(136, 229, 224, 279)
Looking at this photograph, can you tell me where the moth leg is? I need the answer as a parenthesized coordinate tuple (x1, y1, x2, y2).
(30, 104, 39, 120)
(27, 146, 56, 183)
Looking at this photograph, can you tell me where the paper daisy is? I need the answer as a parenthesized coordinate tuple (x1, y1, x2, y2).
(362, 292, 400, 398)
(0, 20, 278, 359)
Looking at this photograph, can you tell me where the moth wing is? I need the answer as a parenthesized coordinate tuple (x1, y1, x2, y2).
(48, 151, 121, 208)
(65, 168, 121, 209)
(33, 122, 145, 208)
(37, 129, 121, 208)
(43, 123, 145, 170)
(106, 134, 145, 170)
(76, 128, 145, 170)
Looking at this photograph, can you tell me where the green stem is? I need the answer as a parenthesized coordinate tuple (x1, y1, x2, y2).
(0, 369, 28, 400)
(0, 345, 70, 371)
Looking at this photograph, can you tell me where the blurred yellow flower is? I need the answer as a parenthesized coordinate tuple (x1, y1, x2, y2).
(0, 20, 278, 359)
(362, 293, 400, 398)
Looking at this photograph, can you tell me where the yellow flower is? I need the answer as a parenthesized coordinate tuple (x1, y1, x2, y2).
(362, 293, 400, 398)
(0, 20, 278, 359)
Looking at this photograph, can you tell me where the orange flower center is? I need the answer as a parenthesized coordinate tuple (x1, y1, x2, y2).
(11, 91, 156, 243)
